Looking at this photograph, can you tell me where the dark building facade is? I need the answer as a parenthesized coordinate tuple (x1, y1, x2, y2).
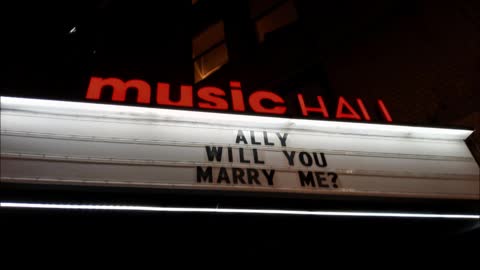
(3, 0, 479, 127)
(1, 0, 479, 258)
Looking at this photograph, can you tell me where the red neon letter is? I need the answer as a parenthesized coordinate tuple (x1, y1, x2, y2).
(156, 83, 193, 107)
(198, 87, 229, 110)
(230, 81, 245, 112)
(336, 97, 361, 120)
(249, 91, 286, 115)
(297, 94, 329, 118)
(86, 77, 151, 104)
(356, 98, 371, 121)
(378, 99, 393, 122)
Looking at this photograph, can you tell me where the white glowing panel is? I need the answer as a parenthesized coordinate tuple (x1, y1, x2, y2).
(1, 96, 479, 199)
(1, 202, 479, 219)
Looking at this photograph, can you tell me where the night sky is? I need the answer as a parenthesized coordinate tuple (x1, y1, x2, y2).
(1, 0, 479, 261)
(2, 0, 479, 126)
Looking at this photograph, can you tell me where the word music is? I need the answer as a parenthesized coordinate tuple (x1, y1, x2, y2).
(86, 77, 393, 122)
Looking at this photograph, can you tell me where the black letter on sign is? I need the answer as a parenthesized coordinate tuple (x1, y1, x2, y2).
(247, 169, 261, 185)
(239, 148, 251, 163)
(236, 130, 248, 144)
(232, 168, 246, 184)
(250, 131, 261, 145)
(282, 151, 296, 166)
(263, 131, 274, 146)
(299, 152, 313, 166)
(315, 172, 329, 188)
(197, 167, 213, 183)
(298, 171, 316, 187)
(253, 149, 265, 164)
(205, 146, 223, 161)
(262, 170, 275, 186)
(313, 152, 327, 167)
(217, 167, 231, 184)
(328, 172, 339, 188)
(276, 133, 289, 147)
(227, 147, 233, 162)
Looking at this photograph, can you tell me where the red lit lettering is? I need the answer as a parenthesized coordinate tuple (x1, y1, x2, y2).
(356, 98, 371, 121)
(230, 81, 241, 88)
(336, 97, 361, 120)
(84, 76, 394, 123)
(230, 81, 245, 112)
(249, 91, 286, 115)
(86, 77, 151, 104)
(297, 94, 329, 118)
(198, 87, 229, 110)
(378, 99, 393, 122)
(156, 83, 193, 107)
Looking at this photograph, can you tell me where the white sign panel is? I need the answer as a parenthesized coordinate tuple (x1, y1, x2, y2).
(1, 97, 478, 199)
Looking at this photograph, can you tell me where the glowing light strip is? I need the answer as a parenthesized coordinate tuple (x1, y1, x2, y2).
(0, 96, 473, 140)
(1, 202, 478, 219)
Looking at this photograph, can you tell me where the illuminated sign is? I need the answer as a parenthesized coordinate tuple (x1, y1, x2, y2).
(1, 97, 478, 200)
(86, 77, 393, 122)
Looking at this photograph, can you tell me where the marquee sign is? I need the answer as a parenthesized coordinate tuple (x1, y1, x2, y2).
(86, 77, 393, 122)
(1, 96, 478, 200)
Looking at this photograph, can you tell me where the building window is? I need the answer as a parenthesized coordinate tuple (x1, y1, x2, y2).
(192, 21, 228, 83)
(250, 0, 298, 43)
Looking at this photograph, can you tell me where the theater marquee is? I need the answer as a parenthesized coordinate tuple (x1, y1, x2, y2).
(86, 77, 393, 122)
(1, 95, 478, 199)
